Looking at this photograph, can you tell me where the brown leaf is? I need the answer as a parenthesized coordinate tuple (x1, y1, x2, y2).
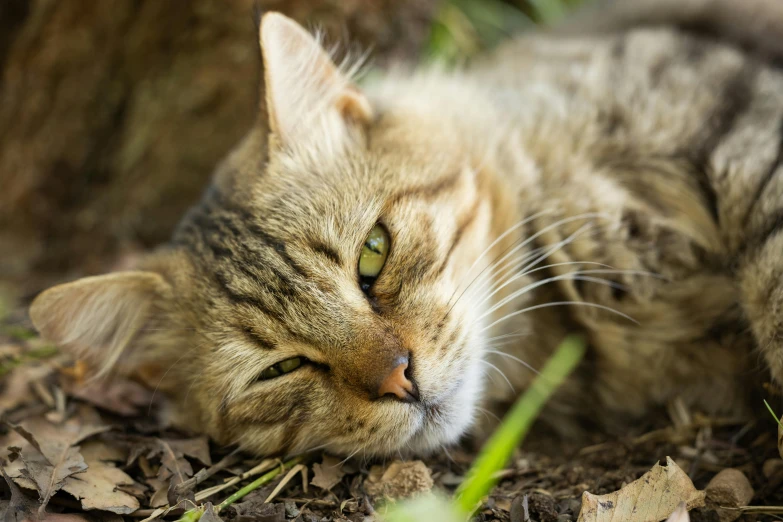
(0, 406, 110, 514)
(0, 363, 54, 414)
(60, 441, 140, 514)
(5, 423, 49, 463)
(1, 461, 38, 522)
(147, 479, 170, 508)
(65, 377, 154, 417)
(165, 437, 211, 466)
(311, 455, 346, 491)
(200, 503, 225, 522)
(577, 457, 705, 522)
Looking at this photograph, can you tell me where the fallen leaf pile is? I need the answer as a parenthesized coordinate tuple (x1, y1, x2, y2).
(2, 406, 116, 514)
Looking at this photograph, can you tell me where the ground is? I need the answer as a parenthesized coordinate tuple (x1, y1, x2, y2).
(2, 308, 783, 522)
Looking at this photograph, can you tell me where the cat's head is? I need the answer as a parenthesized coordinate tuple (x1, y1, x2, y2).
(29, 13, 515, 457)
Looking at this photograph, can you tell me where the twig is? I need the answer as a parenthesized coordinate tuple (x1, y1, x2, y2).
(194, 458, 277, 501)
(278, 498, 338, 508)
(173, 450, 241, 497)
(217, 456, 304, 511)
(177, 456, 305, 522)
(739, 505, 783, 514)
(264, 464, 305, 503)
(140, 458, 281, 522)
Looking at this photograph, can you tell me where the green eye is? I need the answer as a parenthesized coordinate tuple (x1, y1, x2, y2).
(259, 357, 302, 380)
(359, 225, 390, 280)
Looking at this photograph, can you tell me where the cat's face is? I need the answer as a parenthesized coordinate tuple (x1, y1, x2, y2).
(29, 13, 508, 457)
(164, 126, 492, 456)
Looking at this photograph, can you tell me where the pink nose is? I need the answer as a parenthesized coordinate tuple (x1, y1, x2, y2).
(377, 358, 419, 402)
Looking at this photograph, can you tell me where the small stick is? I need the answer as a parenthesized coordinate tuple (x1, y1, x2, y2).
(173, 450, 241, 497)
(264, 464, 305, 503)
(194, 458, 277, 501)
(177, 456, 305, 522)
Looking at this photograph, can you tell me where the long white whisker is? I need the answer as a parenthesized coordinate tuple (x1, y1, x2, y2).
(482, 301, 639, 332)
(474, 406, 502, 423)
(468, 247, 551, 307)
(475, 259, 612, 309)
(484, 349, 540, 374)
(463, 220, 595, 311)
(447, 212, 608, 317)
(484, 331, 530, 343)
(479, 360, 515, 392)
(452, 210, 554, 301)
(479, 271, 631, 321)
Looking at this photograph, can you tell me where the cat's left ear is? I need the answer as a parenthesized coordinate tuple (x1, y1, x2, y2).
(259, 12, 372, 146)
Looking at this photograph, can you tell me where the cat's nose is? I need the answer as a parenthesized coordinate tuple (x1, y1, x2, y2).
(377, 356, 419, 402)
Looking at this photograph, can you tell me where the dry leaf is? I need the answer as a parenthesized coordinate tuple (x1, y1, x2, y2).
(665, 503, 690, 522)
(147, 479, 170, 508)
(60, 441, 140, 514)
(1, 462, 37, 522)
(577, 457, 705, 522)
(311, 455, 346, 491)
(165, 437, 211, 467)
(65, 378, 154, 417)
(200, 502, 224, 522)
(1, 406, 110, 514)
(0, 363, 54, 414)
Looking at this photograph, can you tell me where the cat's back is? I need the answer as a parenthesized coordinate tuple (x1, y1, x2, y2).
(477, 13, 783, 252)
(470, 1, 783, 420)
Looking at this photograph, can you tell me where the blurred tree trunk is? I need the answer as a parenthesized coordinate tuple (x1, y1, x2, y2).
(0, 0, 437, 300)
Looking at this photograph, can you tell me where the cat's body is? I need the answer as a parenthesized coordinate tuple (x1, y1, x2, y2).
(30, 1, 783, 457)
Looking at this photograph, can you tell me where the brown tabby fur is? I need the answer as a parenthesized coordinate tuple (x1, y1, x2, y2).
(29, 0, 783, 457)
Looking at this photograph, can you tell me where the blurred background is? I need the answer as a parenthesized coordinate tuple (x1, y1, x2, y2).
(0, 0, 582, 307)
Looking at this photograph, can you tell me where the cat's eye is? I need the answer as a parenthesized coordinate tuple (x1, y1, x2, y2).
(259, 357, 302, 380)
(359, 225, 390, 285)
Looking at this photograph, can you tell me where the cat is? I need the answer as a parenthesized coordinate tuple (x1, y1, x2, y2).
(28, 0, 783, 457)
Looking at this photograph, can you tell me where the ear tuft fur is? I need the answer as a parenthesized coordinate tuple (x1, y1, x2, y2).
(259, 12, 372, 147)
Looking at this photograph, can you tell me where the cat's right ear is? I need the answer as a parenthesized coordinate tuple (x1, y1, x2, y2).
(258, 12, 372, 148)
(29, 271, 172, 378)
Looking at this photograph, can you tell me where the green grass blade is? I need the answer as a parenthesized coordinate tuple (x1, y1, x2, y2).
(455, 334, 585, 514)
(764, 399, 783, 428)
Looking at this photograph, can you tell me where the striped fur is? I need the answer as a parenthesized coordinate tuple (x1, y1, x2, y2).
(29, 2, 783, 456)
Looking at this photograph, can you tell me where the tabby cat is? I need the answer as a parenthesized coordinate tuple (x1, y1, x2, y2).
(29, 0, 783, 457)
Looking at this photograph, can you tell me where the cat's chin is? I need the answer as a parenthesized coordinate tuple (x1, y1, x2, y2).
(349, 357, 485, 459)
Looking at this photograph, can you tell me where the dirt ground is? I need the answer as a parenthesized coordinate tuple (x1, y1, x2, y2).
(2, 308, 783, 522)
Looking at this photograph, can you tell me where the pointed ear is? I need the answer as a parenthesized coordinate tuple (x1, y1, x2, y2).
(29, 271, 172, 377)
(259, 12, 372, 145)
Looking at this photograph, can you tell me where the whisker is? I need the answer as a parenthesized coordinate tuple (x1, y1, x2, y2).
(474, 406, 502, 423)
(475, 257, 610, 309)
(446, 212, 608, 319)
(448, 210, 554, 306)
(478, 271, 629, 321)
(484, 349, 540, 374)
(479, 360, 515, 392)
(482, 301, 639, 333)
(484, 331, 530, 343)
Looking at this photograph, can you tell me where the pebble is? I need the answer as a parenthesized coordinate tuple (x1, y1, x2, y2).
(705, 468, 754, 522)
(763, 458, 783, 478)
